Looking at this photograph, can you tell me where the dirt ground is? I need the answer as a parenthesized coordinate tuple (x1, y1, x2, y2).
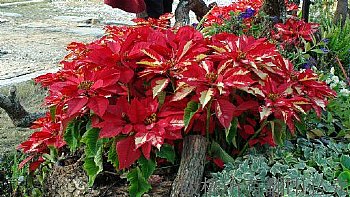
(0, 0, 137, 87)
(0, 0, 132, 155)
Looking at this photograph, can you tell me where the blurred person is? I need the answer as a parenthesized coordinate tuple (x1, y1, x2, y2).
(104, 0, 173, 19)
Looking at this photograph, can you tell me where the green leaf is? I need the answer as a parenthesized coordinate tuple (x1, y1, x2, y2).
(338, 171, 350, 189)
(127, 167, 152, 197)
(210, 141, 235, 164)
(184, 101, 199, 130)
(157, 91, 166, 108)
(138, 156, 156, 179)
(295, 121, 307, 136)
(156, 144, 175, 164)
(49, 106, 56, 121)
(83, 146, 103, 186)
(341, 155, 350, 170)
(311, 49, 325, 54)
(225, 118, 238, 147)
(270, 120, 286, 146)
(81, 127, 104, 186)
(107, 139, 119, 169)
(199, 88, 214, 109)
(81, 127, 101, 157)
(64, 121, 82, 152)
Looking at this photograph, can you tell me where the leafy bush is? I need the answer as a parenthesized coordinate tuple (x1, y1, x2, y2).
(205, 138, 349, 196)
(320, 18, 350, 76)
(16, 1, 336, 196)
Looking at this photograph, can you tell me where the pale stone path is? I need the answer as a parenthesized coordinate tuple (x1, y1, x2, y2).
(0, 0, 230, 87)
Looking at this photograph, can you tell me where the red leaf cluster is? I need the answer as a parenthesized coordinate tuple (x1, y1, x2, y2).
(272, 17, 320, 47)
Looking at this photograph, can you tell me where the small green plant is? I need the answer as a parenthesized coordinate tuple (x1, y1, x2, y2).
(205, 139, 349, 196)
(0, 151, 44, 197)
(321, 18, 350, 76)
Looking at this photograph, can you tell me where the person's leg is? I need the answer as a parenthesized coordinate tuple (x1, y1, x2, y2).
(144, 0, 164, 18)
(163, 0, 173, 13)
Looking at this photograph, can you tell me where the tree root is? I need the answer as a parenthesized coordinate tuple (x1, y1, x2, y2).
(0, 86, 44, 127)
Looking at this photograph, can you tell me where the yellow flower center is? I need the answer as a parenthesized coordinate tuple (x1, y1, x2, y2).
(144, 113, 157, 125)
(268, 93, 279, 101)
(205, 72, 218, 83)
(78, 81, 94, 90)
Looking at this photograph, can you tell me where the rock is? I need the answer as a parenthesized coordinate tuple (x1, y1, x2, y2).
(0, 50, 8, 56)
(0, 18, 9, 23)
(67, 27, 104, 37)
(0, 12, 22, 17)
(102, 20, 128, 25)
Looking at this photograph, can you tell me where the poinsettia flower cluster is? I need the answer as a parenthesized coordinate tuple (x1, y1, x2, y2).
(272, 17, 320, 47)
(18, 13, 335, 172)
(285, 0, 299, 12)
(204, 0, 263, 27)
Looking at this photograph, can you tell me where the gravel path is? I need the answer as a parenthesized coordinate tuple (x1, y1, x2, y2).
(0, 0, 231, 87)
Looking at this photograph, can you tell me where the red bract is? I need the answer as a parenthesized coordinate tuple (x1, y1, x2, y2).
(132, 13, 173, 29)
(50, 66, 120, 118)
(273, 17, 319, 45)
(248, 126, 276, 147)
(259, 77, 312, 133)
(17, 113, 65, 171)
(137, 26, 207, 79)
(209, 33, 279, 80)
(285, 0, 299, 12)
(182, 60, 255, 95)
(95, 97, 185, 169)
(290, 69, 336, 116)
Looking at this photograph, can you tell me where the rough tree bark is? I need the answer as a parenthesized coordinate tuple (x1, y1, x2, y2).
(334, 0, 349, 26)
(170, 135, 208, 197)
(0, 86, 44, 127)
(174, 0, 215, 27)
(262, 0, 287, 22)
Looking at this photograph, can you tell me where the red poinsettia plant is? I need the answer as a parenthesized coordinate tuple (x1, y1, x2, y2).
(17, 1, 335, 196)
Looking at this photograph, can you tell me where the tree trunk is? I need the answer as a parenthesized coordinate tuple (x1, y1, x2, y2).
(302, 0, 312, 22)
(174, 0, 191, 27)
(188, 0, 210, 21)
(262, 0, 286, 22)
(174, 0, 212, 27)
(170, 135, 208, 197)
(0, 86, 43, 127)
(334, 0, 349, 26)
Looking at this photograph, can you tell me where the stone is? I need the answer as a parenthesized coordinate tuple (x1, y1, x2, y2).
(102, 20, 126, 25)
(67, 27, 104, 37)
(0, 18, 9, 23)
(0, 12, 22, 17)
